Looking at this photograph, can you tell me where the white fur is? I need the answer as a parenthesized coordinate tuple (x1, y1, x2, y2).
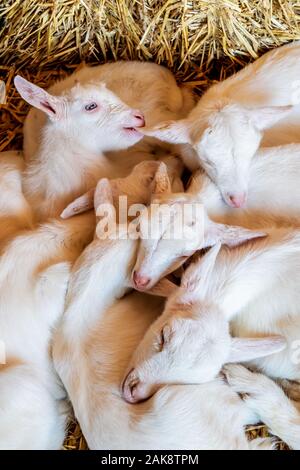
(224, 364, 300, 450)
(125, 146, 300, 449)
(0, 210, 94, 449)
(53, 169, 276, 450)
(133, 144, 300, 288)
(0, 150, 95, 449)
(19, 62, 194, 221)
(141, 41, 300, 207)
(125, 227, 300, 400)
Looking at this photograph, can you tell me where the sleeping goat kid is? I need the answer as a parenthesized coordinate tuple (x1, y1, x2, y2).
(124, 238, 288, 396)
(54, 166, 278, 450)
(140, 41, 300, 208)
(132, 143, 300, 290)
(0, 151, 94, 448)
(123, 231, 300, 449)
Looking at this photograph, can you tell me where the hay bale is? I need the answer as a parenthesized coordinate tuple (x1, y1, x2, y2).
(0, 0, 295, 450)
(1, 1, 300, 151)
(1, 1, 300, 78)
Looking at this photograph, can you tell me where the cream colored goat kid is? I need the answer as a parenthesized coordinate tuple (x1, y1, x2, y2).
(0, 151, 95, 449)
(123, 235, 300, 448)
(141, 41, 300, 208)
(133, 144, 300, 290)
(54, 165, 282, 450)
(16, 62, 194, 222)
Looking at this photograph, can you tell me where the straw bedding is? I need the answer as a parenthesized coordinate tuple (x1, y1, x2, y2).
(0, 0, 298, 450)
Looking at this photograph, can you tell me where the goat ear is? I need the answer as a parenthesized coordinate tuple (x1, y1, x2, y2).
(228, 336, 287, 363)
(145, 278, 178, 298)
(204, 220, 266, 248)
(132, 160, 161, 180)
(181, 243, 221, 298)
(60, 188, 95, 219)
(94, 178, 113, 212)
(94, 179, 116, 239)
(248, 105, 293, 131)
(131, 161, 162, 192)
(14, 76, 65, 120)
(152, 162, 172, 195)
(142, 120, 191, 144)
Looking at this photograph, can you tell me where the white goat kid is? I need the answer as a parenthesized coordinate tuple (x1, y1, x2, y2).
(17, 62, 194, 222)
(54, 167, 275, 450)
(123, 238, 290, 399)
(124, 229, 300, 413)
(23, 61, 194, 160)
(14, 76, 149, 221)
(132, 182, 266, 291)
(0, 210, 94, 449)
(140, 41, 300, 208)
(0, 151, 94, 449)
(132, 144, 300, 290)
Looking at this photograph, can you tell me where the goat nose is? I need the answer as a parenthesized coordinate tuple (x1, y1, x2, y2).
(133, 271, 150, 289)
(227, 192, 246, 209)
(132, 111, 145, 127)
(122, 369, 141, 404)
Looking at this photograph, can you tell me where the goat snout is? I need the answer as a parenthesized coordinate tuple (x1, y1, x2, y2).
(226, 192, 247, 209)
(122, 369, 143, 404)
(131, 111, 145, 128)
(132, 271, 151, 290)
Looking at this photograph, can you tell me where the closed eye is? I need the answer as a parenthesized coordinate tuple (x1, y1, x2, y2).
(158, 329, 165, 351)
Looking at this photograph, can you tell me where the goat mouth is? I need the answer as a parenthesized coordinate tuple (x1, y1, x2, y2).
(123, 127, 142, 136)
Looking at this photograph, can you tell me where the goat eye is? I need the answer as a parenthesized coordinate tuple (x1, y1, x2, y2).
(157, 324, 172, 351)
(158, 328, 165, 351)
(85, 102, 98, 111)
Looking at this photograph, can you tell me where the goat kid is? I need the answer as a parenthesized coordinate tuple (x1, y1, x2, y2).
(23, 61, 194, 160)
(0, 151, 95, 449)
(132, 144, 300, 290)
(54, 165, 276, 450)
(140, 41, 300, 208)
(123, 228, 300, 439)
(16, 62, 194, 222)
(14, 75, 151, 221)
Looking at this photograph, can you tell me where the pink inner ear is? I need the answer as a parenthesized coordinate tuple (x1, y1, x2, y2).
(41, 101, 56, 114)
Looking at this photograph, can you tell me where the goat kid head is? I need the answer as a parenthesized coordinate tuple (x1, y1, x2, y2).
(141, 100, 292, 209)
(123, 243, 286, 403)
(14, 75, 145, 154)
(132, 168, 266, 290)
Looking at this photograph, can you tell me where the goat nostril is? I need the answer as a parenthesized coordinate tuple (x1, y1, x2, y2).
(140, 277, 150, 287)
(122, 369, 141, 403)
(134, 112, 143, 120)
(133, 271, 150, 288)
(227, 193, 246, 209)
(133, 111, 145, 127)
